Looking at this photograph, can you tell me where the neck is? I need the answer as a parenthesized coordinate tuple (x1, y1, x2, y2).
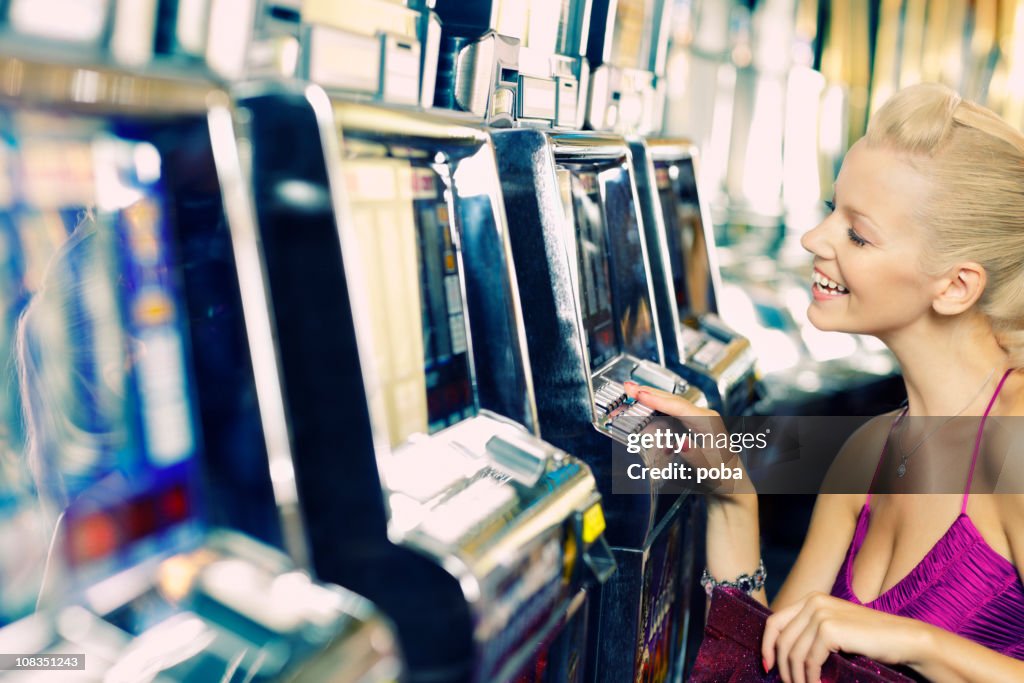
(881, 313, 1010, 417)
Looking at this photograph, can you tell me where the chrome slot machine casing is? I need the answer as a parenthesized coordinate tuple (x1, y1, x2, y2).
(432, 0, 592, 129)
(585, 0, 673, 134)
(631, 138, 759, 416)
(299, 0, 441, 108)
(221, 84, 613, 683)
(0, 55, 400, 683)
(2, 0, 288, 78)
(491, 128, 702, 683)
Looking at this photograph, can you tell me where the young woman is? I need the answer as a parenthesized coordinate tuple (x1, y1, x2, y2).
(625, 83, 1024, 682)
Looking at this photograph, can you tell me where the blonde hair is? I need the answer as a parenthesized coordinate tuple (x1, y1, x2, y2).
(865, 83, 1024, 366)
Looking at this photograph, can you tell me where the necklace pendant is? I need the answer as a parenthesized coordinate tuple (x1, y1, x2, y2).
(897, 462, 907, 478)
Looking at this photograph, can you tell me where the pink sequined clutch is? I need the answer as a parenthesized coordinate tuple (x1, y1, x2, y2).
(689, 587, 917, 682)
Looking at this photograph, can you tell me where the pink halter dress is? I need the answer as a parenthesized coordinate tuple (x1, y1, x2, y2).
(830, 369, 1024, 659)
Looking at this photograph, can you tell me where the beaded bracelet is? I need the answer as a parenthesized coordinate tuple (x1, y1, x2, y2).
(700, 559, 766, 597)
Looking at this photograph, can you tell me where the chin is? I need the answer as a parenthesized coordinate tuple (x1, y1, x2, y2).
(806, 305, 839, 332)
(806, 307, 869, 335)
(807, 311, 886, 339)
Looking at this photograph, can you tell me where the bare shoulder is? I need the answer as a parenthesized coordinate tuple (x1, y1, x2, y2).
(819, 411, 899, 495)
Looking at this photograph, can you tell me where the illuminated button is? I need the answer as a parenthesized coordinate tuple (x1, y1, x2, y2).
(70, 512, 119, 565)
(582, 504, 606, 544)
(162, 484, 191, 523)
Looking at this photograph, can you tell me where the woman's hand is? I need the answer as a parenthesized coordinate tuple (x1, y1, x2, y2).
(623, 380, 722, 421)
(762, 592, 928, 683)
(623, 381, 754, 496)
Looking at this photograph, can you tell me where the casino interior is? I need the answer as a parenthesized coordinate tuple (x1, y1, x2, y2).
(0, 0, 1017, 681)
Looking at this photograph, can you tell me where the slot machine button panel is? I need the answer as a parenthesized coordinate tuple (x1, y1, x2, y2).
(630, 361, 678, 393)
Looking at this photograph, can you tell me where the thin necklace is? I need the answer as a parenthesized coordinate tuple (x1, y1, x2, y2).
(894, 367, 997, 478)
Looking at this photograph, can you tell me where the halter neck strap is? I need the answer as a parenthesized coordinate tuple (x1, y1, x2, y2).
(962, 368, 1014, 513)
(864, 369, 1014, 512)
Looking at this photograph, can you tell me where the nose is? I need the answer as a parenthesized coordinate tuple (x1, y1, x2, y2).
(800, 217, 835, 259)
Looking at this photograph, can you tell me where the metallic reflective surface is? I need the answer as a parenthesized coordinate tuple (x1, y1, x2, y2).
(638, 138, 759, 415)
(0, 59, 401, 683)
(0, 54, 220, 113)
(492, 129, 705, 544)
(433, 0, 592, 129)
(223, 85, 612, 682)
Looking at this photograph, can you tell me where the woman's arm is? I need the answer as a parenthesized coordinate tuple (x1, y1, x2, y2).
(763, 592, 1024, 683)
(625, 382, 769, 602)
(770, 494, 861, 610)
(706, 493, 765, 604)
(910, 625, 1024, 683)
(773, 413, 895, 609)
(625, 383, 863, 608)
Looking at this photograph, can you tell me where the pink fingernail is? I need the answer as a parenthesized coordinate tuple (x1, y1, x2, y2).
(762, 657, 769, 673)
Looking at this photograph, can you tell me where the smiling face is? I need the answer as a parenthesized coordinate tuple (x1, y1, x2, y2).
(800, 140, 942, 338)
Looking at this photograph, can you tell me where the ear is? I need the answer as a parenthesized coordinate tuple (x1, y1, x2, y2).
(932, 262, 986, 316)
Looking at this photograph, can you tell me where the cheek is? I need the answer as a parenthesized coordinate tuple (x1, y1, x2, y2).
(847, 253, 935, 318)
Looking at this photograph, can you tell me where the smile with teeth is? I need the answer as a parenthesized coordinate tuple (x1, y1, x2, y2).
(813, 270, 849, 295)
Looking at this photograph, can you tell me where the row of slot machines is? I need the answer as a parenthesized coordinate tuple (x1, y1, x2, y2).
(0, 2, 767, 683)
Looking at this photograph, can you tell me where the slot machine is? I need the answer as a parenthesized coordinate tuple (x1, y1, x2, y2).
(299, 0, 441, 108)
(0, 56, 399, 681)
(585, 0, 672, 134)
(432, 0, 591, 129)
(218, 83, 615, 683)
(491, 128, 703, 683)
(630, 139, 759, 416)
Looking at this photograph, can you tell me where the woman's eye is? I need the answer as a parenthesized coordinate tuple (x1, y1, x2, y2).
(847, 227, 868, 247)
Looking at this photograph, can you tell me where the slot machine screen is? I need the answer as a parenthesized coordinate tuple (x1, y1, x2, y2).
(563, 167, 617, 372)
(0, 111, 205, 625)
(562, 160, 658, 369)
(342, 157, 476, 448)
(654, 156, 717, 322)
(599, 162, 659, 364)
